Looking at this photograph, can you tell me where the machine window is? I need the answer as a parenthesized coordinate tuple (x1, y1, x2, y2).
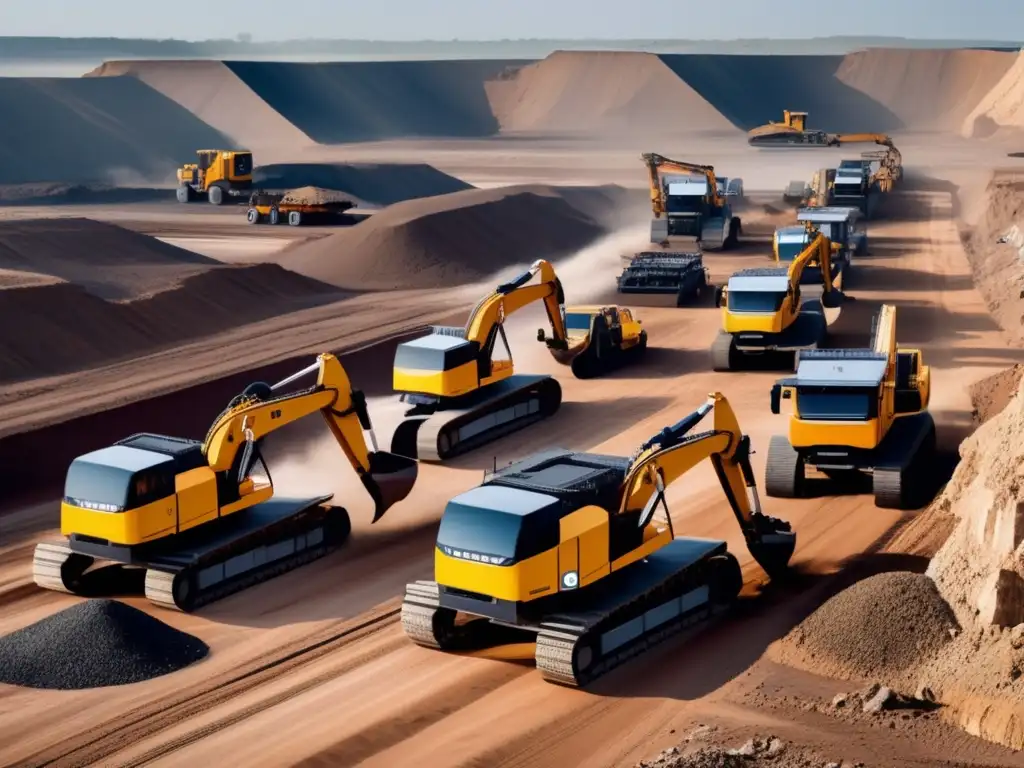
(128, 468, 175, 507)
(394, 345, 446, 371)
(233, 153, 253, 176)
(665, 195, 703, 214)
(64, 462, 132, 509)
(437, 501, 557, 562)
(728, 291, 786, 313)
(796, 390, 872, 421)
(776, 241, 805, 262)
(564, 313, 593, 331)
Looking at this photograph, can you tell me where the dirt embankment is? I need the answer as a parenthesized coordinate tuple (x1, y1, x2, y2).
(962, 51, 1024, 139)
(960, 172, 1024, 345)
(223, 59, 522, 144)
(86, 60, 311, 150)
(275, 184, 632, 291)
(251, 162, 472, 207)
(0, 76, 228, 186)
(836, 48, 1017, 132)
(0, 219, 340, 383)
(486, 51, 737, 136)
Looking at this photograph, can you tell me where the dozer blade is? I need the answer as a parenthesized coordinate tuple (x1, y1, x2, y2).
(362, 450, 418, 523)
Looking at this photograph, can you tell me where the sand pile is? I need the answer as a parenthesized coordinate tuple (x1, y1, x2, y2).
(969, 364, 1024, 425)
(279, 187, 353, 206)
(88, 60, 311, 149)
(660, 54, 902, 133)
(640, 735, 836, 768)
(961, 173, 1024, 344)
(962, 51, 1024, 139)
(487, 51, 736, 136)
(0, 599, 208, 689)
(277, 184, 625, 291)
(836, 48, 1017, 131)
(775, 572, 958, 682)
(224, 59, 517, 144)
(0, 76, 227, 186)
(252, 163, 471, 207)
(0, 218, 215, 299)
(0, 219, 339, 382)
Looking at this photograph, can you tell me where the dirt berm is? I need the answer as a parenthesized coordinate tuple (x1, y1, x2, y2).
(275, 184, 633, 290)
(0, 76, 228, 186)
(223, 59, 526, 144)
(0, 219, 341, 383)
(251, 162, 472, 207)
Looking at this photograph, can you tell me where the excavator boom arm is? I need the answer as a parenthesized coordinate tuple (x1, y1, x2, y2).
(203, 353, 417, 521)
(788, 232, 837, 294)
(464, 259, 568, 351)
(642, 152, 724, 217)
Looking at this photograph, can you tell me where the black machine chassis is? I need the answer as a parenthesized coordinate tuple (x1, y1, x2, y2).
(33, 495, 351, 612)
(765, 411, 937, 509)
(401, 538, 743, 687)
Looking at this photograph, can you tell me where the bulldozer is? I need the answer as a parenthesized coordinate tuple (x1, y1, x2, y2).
(401, 392, 796, 687)
(642, 152, 742, 251)
(543, 305, 648, 379)
(711, 235, 844, 372)
(390, 259, 572, 462)
(747, 111, 834, 147)
(176, 149, 254, 205)
(765, 304, 935, 510)
(33, 353, 418, 611)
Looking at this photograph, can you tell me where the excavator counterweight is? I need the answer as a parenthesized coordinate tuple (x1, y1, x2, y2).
(401, 393, 795, 687)
(33, 353, 418, 612)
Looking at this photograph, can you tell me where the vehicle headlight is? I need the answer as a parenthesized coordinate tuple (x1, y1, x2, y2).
(561, 570, 579, 589)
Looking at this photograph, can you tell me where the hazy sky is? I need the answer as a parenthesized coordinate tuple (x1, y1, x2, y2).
(0, 0, 1021, 41)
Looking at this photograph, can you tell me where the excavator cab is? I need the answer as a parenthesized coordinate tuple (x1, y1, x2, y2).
(785, 110, 808, 131)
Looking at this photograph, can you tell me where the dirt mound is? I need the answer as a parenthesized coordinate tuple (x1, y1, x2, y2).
(961, 172, 1024, 344)
(276, 184, 624, 291)
(0, 76, 228, 185)
(0, 261, 339, 383)
(963, 51, 1024, 138)
(252, 163, 471, 207)
(640, 735, 837, 768)
(488, 51, 736, 136)
(0, 599, 208, 689)
(775, 572, 958, 682)
(0, 218, 215, 299)
(225, 60, 519, 144)
(836, 48, 1017, 131)
(969, 364, 1024, 424)
(88, 60, 310, 150)
(660, 54, 902, 133)
(279, 187, 353, 206)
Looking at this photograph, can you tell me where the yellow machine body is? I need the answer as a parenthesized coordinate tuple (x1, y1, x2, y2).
(177, 149, 253, 191)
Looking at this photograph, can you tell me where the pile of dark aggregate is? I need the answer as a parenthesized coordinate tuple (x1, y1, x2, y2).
(0, 599, 208, 689)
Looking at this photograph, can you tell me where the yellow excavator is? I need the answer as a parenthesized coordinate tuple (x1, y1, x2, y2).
(176, 149, 254, 205)
(401, 392, 796, 687)
(642, 152, 742, 251)
(765, 304, 935, 510)
(390, 259, 571, 462)
(33, 353, 418, 611)
(712, 235, 844, 372)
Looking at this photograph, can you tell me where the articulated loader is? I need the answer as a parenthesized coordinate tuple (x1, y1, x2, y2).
(401, 392, 796, 687)
(34, 354, 418, 611)
(543, 305, 648, 379)
(177, 149, 254, 205)
(711, 239, 845, 372)
(765, 304, 935, 510)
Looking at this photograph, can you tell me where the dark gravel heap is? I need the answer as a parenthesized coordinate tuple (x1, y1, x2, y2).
(0, 599, 209, 689)
(781, 572, 959, 680)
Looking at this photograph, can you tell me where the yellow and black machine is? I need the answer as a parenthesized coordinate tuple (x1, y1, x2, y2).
(772, 206, 866, 291)
(176, 149, 254, 205)
(642, 152, 742, 251)
(545, 304, 648, 379)
(390, 259, 571, 462)
(401, 392, 796, 687)
(747, 110, 833, 146)
(765, 304, 935, 510)
(33, 354, 418, 611)
(711, 237, 845, 372)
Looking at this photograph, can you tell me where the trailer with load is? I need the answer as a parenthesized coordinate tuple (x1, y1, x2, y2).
(246, 187, 356, 226)
(616, 251, 710, 306)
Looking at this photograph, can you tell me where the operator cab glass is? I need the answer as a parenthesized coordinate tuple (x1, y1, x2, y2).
(394, 331, 478, 372)
(564, 312, 594, 332)
(233, 152, 253, 176)
(776, 227, 810, 262)
(728, 290, 787, 313)
(726, 271, 790, 313)
(795, 387, 876, 421)
(64, 446, 176, 512)
(436, 485, 561, 564)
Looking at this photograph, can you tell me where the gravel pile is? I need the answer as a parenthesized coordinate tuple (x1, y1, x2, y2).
(776, 572, 959, 681)
(0, 599, 208, 689)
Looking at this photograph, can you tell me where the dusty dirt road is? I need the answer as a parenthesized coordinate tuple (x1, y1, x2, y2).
(3, 185, 1023, 768)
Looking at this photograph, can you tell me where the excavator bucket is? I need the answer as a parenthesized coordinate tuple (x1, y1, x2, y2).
(822, 288, 845, 309)
(747, 528, 797, 579)
(362, 451, 419, 523)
